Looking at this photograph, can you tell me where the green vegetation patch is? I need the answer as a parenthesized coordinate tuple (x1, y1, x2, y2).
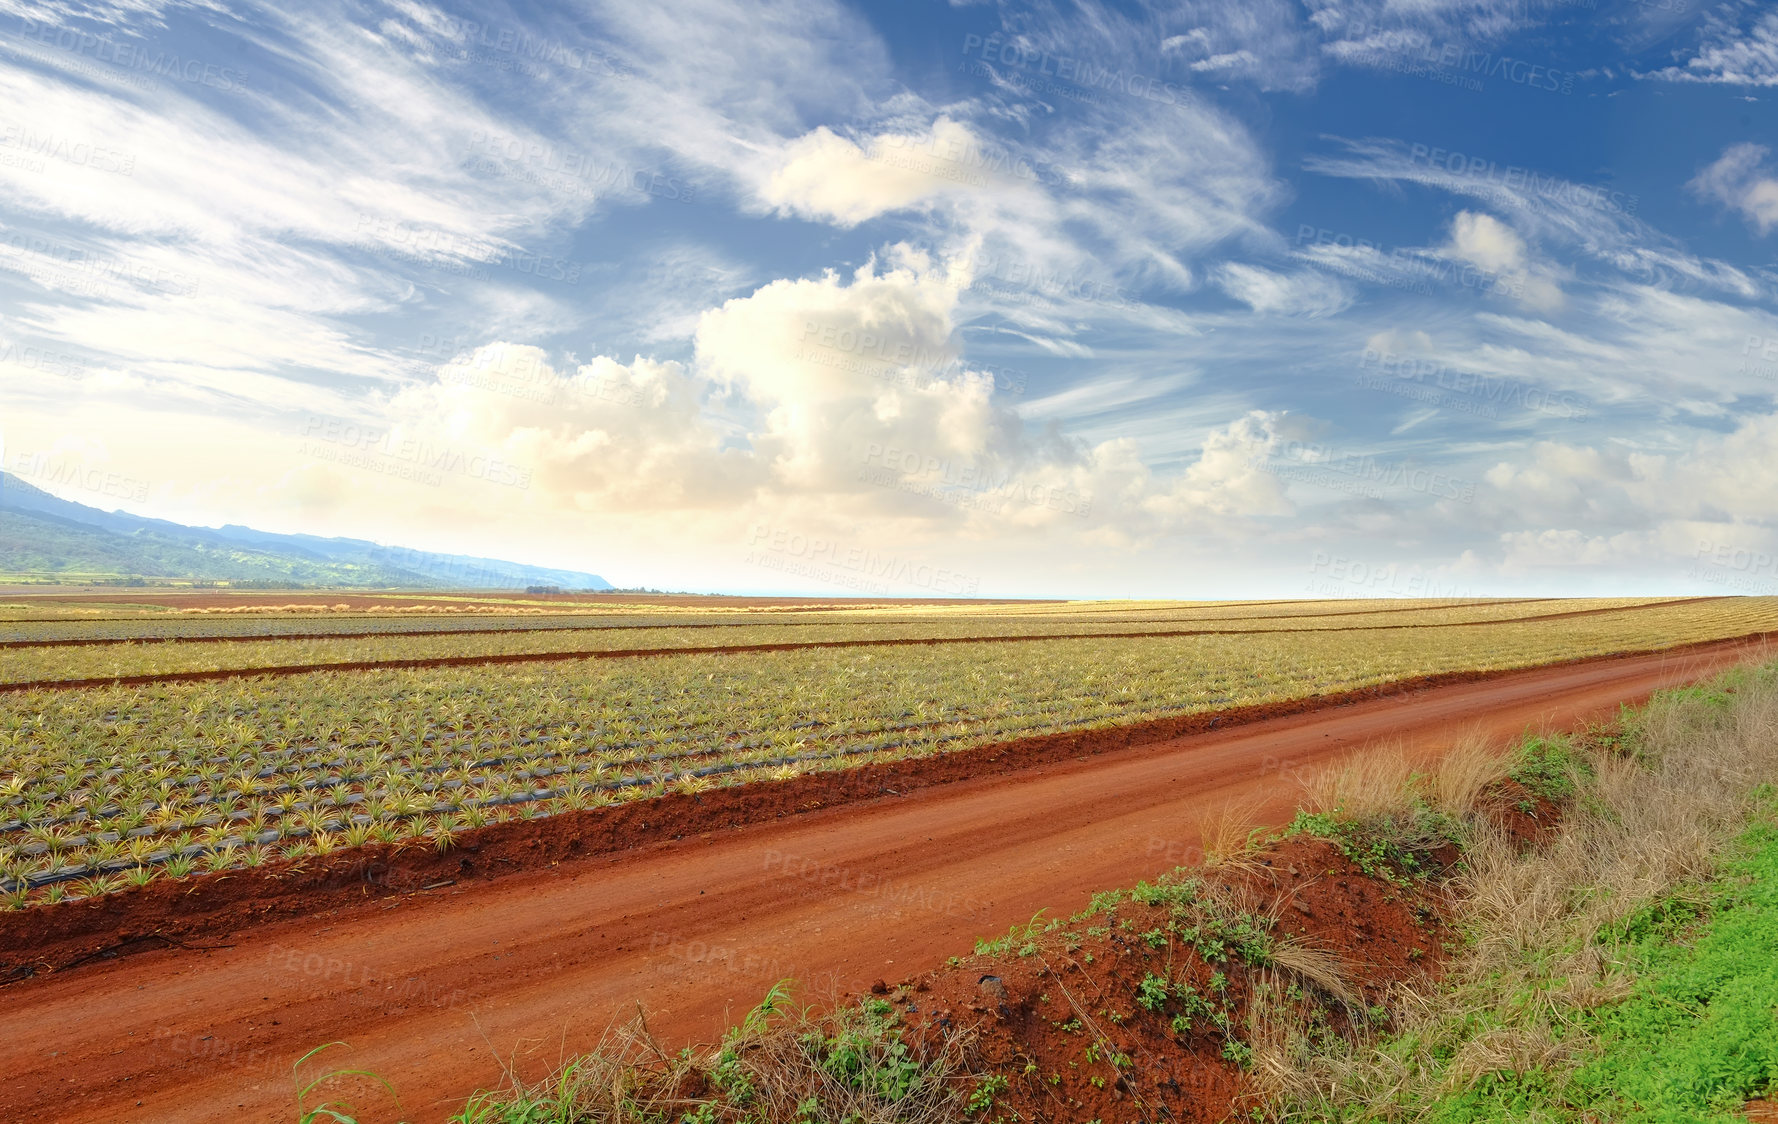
(1427, 795, 1778, 1124)
(1571, 803, 1778, 1122)
(1505, 735, 1591, 804)
(1282, 803, 1462, 883)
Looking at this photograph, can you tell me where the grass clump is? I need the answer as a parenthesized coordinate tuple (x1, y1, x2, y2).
(1502, 735, 1590, 804)
(1278, 743, 1501, 885)
(448, 983, 982, 1124)
(1283, 785, 1465, 884)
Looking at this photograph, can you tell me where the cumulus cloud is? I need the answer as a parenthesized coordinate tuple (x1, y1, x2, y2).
(1480, 411, 1778, 579)
(387, 344, 759, 513)
(1363, 328, 1435, 357)
(761, 118, 1015, 227)
(1689, 143, 1778, 236)
(1441, 211, 1565, 312)
(693, 251, 1018, 496)
(358, 255, 1312, 546)
(1141, 410, 1296, 523)
(1446, 211, 1526, 275)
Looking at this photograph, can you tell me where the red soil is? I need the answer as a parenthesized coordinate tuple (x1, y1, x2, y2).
(895, 833, 1450, 1122)
(0, 635, 1766, 1124)
(1483, 778, 1564, 848)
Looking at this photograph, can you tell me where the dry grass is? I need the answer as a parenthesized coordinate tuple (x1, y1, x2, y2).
(1197, 795, 1272, 874)
(1297, 742, 1471, 866)
(1268, 938, 1363, 1009)
(453, 984, 985, 1124)
(1301, 743, 1423, 825)
(1301, 730, 1512, 824)
(1425, 729, 1514, 816)
(1251, 659, 1778, 1122)
(453, 1016, 694, 1123)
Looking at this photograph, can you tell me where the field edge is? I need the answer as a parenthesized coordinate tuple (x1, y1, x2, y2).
(4, 628, 1772, 981)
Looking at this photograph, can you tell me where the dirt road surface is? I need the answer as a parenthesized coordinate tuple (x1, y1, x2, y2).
(1, 637, 1768, 1124)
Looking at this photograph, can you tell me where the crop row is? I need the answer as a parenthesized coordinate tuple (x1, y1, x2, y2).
(4, 706, 1152, 893)
(0, 612, 678, 645)
(0, 596, 1583, 644)
(2, 710, 969, 824)
(0, 599, 1669, 685)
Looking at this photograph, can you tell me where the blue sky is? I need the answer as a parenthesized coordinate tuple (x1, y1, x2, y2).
(2, 0, 1777, 598)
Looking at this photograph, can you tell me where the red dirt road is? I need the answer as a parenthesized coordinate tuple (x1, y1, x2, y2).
(0, 637, 1768, 1124)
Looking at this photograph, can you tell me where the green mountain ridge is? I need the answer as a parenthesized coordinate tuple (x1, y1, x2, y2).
(0, 472, 610, 589)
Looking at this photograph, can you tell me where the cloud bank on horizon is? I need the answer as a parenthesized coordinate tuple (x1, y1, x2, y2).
(2, 0, 1776, 598)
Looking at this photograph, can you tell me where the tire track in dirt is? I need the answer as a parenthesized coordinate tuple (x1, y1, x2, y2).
(0, 596, 1731, 691)
(0, 633, 1769, 1124)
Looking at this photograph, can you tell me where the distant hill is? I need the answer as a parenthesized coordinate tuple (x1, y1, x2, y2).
(0, 472, 611, 589)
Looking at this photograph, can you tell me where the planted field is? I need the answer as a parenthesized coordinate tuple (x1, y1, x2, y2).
(0, 594, 1596, 643)
(1, 594, 1774, 907)
(0, 596, 1690, 685)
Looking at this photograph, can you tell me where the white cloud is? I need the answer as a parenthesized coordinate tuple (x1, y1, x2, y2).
(1441, 211, 1565, 312)
(1155, 0, 1318, 92)
(1497, 528, 1645, 569)
(1215, 262, 1352, 317)
(1141, 410, 1296, 523)
(341, 256, 1314, 547)
(1307, 0, 1536, 71)
(1644, 8, 1778, 87)
(762, 118, 1026, 227)
(1480, 411, 1778, 579)
(1689, 143, 1778, 236)
(1445, 211, 1525, 275)
(1304, 137, 1761, 301)
(388, 345, 760, 512)
(692, 252, 1014, 494)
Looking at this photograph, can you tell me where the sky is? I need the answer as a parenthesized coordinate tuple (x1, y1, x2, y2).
(2, 0, 1777, 599)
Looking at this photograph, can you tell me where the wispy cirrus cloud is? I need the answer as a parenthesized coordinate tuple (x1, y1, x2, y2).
(1302, 135, 1763, 300)
(1642, 5, 1778, 87)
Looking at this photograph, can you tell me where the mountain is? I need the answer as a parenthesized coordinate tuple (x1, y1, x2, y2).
(0, 472, 611, 589)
